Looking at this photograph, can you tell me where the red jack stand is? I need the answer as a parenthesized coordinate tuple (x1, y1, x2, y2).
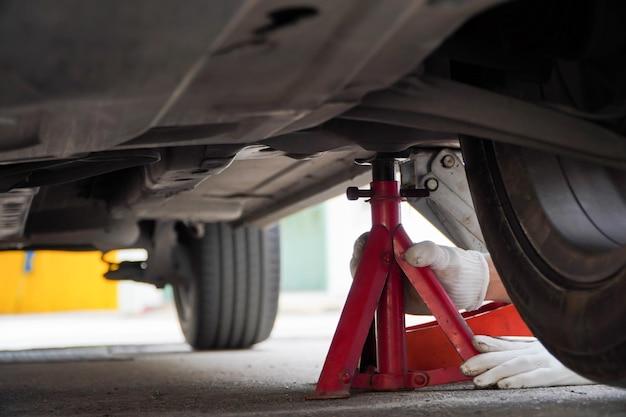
(310, 157, 522, 399)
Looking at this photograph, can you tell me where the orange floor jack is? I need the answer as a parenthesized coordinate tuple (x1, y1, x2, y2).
(310, 157, 531, 399)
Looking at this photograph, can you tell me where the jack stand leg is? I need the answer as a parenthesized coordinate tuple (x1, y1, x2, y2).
(394, 226, 478, 361)
(311, 225, 392, 399)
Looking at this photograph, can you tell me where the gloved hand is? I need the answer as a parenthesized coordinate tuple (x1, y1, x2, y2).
(403, 241, 490, 311)
(461, 335, 594, 389)
(350, 234, 490, 313)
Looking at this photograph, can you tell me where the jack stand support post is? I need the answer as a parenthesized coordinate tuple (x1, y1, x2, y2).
(309, 156, 479, 399)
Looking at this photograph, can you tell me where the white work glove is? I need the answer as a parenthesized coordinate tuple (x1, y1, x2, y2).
(461, 335, 594, 389)
(403, 241, 490, 311)
(350, 235, 489, 313)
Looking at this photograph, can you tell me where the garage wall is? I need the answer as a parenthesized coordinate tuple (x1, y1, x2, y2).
(0, 251, 117, 313)
(279, 205, 327, 291)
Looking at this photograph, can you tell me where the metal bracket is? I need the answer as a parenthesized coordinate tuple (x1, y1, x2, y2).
(104, 221, 192, 288)
(400, 148, 486, 252)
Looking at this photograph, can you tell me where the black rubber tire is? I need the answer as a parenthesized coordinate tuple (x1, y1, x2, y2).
(461, 137, 626, 386)
(173, 223, 280, 350)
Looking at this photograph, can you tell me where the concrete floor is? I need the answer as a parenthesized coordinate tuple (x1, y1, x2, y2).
(0, 310, 625, 417)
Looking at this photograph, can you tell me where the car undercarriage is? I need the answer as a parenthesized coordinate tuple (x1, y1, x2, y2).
(0, 0, 624, 385)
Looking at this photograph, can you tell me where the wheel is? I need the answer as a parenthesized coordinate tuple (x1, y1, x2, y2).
(172, 222, 280, 350)
(461, 137, 626, 386)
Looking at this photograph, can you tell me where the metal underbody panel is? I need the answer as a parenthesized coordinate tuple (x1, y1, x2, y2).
(0, 0, 506, 248)
(1, 0, 625, 249)
(0, 0, 502, 163)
